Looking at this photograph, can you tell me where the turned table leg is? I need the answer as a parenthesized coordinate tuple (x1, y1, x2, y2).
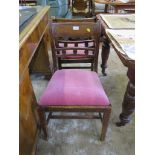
(116, 68, 135, 126)
(101, 37, 110, 76)
(105, 4, 109, 13)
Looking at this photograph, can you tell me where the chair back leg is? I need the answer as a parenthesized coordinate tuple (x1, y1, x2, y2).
(37, 107, 48, 140)
(100, 108, 111, 141)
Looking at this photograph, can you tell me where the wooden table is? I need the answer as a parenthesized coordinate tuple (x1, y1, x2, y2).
(19, 6, 51, 155)
(94, 0, 135, 13)
(97, 14, 135, 126)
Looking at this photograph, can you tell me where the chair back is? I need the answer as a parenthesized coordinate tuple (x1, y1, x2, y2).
(51, 17, 97, 22)
(50, 21, 101, 72)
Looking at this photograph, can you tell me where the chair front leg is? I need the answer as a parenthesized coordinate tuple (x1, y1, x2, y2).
(100, 108, 111, 141)
(37, 106, 48, 140)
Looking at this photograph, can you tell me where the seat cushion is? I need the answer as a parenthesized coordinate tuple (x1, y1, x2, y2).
(39, 69, 110, 106)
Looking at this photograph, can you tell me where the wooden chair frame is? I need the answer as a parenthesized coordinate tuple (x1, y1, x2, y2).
(50, 20, 101, 72)
(37, 105, 111, 141)
(37, 21, 111, 141)
(51, 17, 97, 22)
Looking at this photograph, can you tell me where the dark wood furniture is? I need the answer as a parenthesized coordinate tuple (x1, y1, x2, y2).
(72, 0, 94, 17)
(97, 14, 135, 126)
(106, 30, 135, 126)
(19, 6, 51, 155)
(97, 14, 135, 74)
(94, 0, 135, 13)
(51, 17, 98, 70)
(51, 17, 97, 22)
(94, 0, 108, 13)
(51, 21, 100, 71)
(109, 0, 135, 13)
(37, 21, 111, 141)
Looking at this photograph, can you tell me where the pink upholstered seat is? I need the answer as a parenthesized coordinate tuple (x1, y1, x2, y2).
(39, 69, 110, 106)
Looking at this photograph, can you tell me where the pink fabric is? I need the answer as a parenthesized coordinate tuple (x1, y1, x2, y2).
(39, 69, 110, 106)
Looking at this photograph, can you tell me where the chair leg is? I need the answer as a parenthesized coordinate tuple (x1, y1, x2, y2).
(100, 108, 111, 141)
(47, 112, 53, 124)
(37, 106, 48, 140)
(58, 58, 62, 69)
(104, 4, 108, 13)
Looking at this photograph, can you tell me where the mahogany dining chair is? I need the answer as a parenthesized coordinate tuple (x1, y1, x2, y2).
(37, 21, 111, 141)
